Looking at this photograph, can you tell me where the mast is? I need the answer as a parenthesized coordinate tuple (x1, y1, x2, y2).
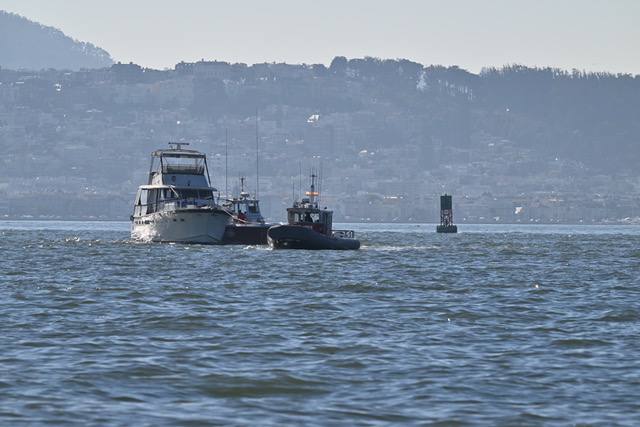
(299, 162, 302, 202)
(318, 161, 323, 208)
(225, 128, 228, 199)
(255, 107, 259, 200)
(306, 173, 319, 208)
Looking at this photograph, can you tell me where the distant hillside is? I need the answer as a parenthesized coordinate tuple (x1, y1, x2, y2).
(0, 11, 113, 70)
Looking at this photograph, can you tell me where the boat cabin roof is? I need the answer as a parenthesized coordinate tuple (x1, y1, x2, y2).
(287, 206, 322, 215)
(138, 184, 217, 191)
(286, 206, 333, 219)
(151, 143, 205, 160)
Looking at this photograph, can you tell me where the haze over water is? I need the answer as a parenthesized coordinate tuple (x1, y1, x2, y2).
(2, 221, 639, 425)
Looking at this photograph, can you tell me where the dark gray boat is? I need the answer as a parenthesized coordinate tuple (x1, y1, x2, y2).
(222, 178, 275, 245)
(267, 174, 360, 250)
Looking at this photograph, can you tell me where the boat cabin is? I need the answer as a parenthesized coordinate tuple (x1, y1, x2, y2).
(132, 143, 220, 216)
(226, 192, 265, 224)
(287, 202, 333, 236)
(133, 185, 216, 216)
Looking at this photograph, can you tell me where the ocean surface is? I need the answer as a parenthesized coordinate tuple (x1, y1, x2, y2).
(1, 221, 639, 426)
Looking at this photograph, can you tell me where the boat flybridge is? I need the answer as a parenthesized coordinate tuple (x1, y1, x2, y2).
(131, 142, 231, 244)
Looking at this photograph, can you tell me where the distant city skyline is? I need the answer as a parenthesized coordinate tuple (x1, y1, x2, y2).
(2, 0, 640, 75)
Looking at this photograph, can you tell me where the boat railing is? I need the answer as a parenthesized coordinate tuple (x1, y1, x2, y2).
(161, 165, 205, 175)
(134, 199, 218, 215)
(333, 229, 356, 238)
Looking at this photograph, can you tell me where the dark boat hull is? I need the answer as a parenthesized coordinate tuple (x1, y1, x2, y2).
(222, 224, 271, 245)
(267, 224, 360, 250)
(436, 225, 458, 233)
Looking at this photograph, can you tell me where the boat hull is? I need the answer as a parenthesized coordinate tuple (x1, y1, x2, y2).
(222, 224, 272, 245)
(436, 225, 458, 233)
(267, 224, 360, 250)
(131, 208, 229, 244)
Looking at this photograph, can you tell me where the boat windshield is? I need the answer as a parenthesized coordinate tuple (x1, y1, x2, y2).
(174, 189, 214, 200)
(289, 210, 318, 223)
(247, 202, 259, 213)
(160, 157, 205, 175)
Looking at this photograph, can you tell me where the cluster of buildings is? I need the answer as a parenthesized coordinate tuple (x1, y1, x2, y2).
(1, 60, 639, 223)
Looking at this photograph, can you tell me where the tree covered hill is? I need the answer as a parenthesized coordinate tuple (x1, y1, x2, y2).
(321, 58, 640, 171)
(1, 17, 638, 173)
(474, 65, 640, 171)
(0, 11, 113, 70)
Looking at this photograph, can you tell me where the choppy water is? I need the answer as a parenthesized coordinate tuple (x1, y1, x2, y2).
(1, 221, 639, 426)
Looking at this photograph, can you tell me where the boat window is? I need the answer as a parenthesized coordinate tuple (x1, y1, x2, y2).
(174, 189, 213, 200)
(145, 189, 158, 213)
(161, 157, 206, 175)
(177, 189, 198, 199)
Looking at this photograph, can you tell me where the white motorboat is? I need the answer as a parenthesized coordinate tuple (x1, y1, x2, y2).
(131, 142, 230, 244)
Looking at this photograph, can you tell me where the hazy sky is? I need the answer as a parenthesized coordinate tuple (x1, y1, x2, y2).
(3, 0, 639, 75)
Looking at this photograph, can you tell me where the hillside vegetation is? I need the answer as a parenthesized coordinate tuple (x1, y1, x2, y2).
(1, 10, 639, 172)
(320, 58, 640, 171)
